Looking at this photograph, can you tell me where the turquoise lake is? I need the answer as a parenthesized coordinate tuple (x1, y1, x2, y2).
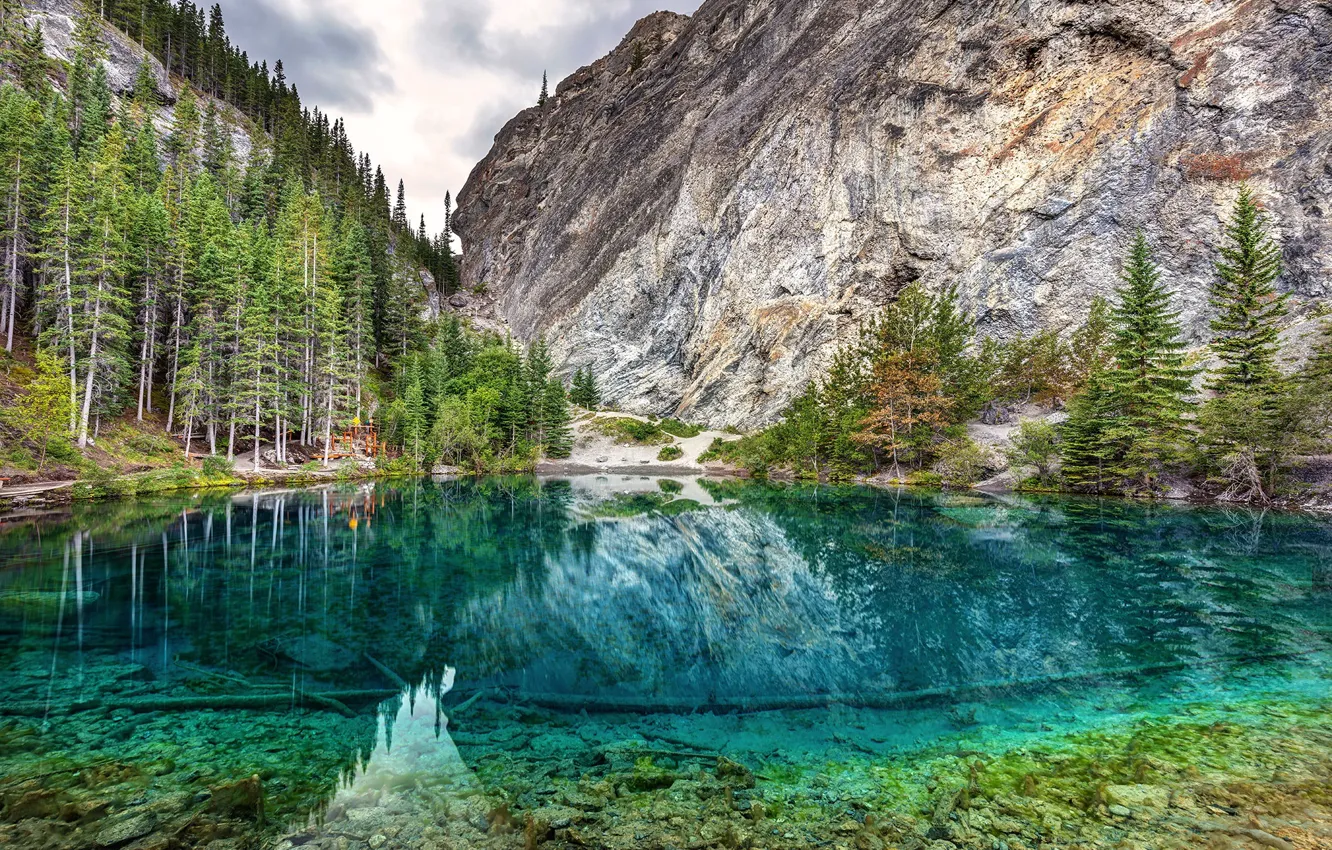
(1, 477, 1330, 850)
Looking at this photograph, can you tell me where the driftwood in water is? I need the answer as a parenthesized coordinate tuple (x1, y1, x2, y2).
(363, 652, 410, 690)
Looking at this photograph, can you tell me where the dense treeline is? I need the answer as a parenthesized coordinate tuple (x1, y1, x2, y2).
(713, 188, 1332, 503)
(382, 320, 573, 472)
(0, 2, 560, 474)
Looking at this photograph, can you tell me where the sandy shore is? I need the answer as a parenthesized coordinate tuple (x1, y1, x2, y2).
(535, 412, 737, 476)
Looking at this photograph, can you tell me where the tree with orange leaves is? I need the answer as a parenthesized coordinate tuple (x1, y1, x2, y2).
(853, 349, 952, 479)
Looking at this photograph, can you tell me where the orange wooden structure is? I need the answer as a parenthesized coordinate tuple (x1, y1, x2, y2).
(326, 420, 388, 460)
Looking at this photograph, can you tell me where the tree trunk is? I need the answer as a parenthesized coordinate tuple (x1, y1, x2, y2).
(136, 269, 155, 421)
(252, 388, 261, 473)
(62, 196, 77, 436)
(6, 154, 21, 353)
(77, 275, 105, 449)
(166, 288, 182, 431)
(323, 362, 335, 467)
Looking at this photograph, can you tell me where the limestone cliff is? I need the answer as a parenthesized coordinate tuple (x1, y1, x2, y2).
(455, 0, 1332, 427)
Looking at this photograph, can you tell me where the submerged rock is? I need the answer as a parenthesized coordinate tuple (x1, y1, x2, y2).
(1104, 784, 1170, 812)
(208, 776, 265, 821)
(94, 810, 156, 847)
(716, 756, 755, 789)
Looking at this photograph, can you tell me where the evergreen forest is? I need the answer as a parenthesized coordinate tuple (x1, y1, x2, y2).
(0, 2, 573, 479)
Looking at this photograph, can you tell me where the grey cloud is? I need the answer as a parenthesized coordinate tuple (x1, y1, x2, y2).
(417, 0, 696, 81)
(221, 0, 395, 113)
(453, 93, 533, 160)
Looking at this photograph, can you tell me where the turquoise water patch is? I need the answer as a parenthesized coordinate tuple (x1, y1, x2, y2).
(0, 478, 1329, 849)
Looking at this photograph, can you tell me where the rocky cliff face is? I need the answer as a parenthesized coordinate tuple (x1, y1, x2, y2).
(456, 0, 1332, 427)
(20, 0, 256, 165)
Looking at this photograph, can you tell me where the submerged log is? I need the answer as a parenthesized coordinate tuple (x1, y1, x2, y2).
(507, 648, 1326, 715)
(363, 652, 410, 690)
(0, 689, 397, 718)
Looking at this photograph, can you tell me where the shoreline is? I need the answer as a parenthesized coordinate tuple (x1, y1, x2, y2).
(5, 464, 1332, 519)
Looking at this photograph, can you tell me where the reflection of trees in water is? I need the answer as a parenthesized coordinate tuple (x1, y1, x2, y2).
(0, 479, 587, 691)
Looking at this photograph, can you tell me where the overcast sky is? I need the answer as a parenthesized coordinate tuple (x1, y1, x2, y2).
(221, 0, 697, 240)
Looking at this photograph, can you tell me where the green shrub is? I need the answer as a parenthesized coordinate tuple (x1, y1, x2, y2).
(659, 418, 702, 438)
(1005, 420, 1060, 486)
(697, 437, 727, 464)
(201, 455, 236, 479)
(125, 431, 177, 456)
(905, 470, 944, 488)
(658, 479, 684, 494)
(591, 417, 670, 445)
(934, 437, 995, 489)
(657, 444, 684, 462)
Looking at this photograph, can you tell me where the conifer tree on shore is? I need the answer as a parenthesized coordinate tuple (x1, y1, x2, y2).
(1100, 233, 1195, 490)
(1199, 187, 1290, 500)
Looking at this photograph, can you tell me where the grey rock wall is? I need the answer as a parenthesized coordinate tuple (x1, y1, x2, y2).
(456, 0, 1332, 427)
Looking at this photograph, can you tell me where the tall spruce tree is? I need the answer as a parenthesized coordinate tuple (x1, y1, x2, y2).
(1208, 185, 1287, 394)
(1059, 368, 1117, 492)
(541, 380, 573, 459)
(1101, 233, 1195, 491)
(1200, 187, 1290, 501)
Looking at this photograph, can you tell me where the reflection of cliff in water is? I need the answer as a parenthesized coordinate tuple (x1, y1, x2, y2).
(443, 482, 1332, 708)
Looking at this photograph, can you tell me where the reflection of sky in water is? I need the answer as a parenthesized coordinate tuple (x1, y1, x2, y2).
(325, 673, 478, 821)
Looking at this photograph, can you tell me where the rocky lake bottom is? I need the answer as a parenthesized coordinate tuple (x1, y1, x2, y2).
(0, 477, 1329, 850)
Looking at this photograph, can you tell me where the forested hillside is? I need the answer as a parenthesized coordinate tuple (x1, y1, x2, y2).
(0, 1, 575, 485)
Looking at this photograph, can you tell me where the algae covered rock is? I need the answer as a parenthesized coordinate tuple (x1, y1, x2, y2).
(1104, 784, 1170, 812)
(207, 775, 264, 821)
(716, 756, 755, 789)
(94, 810, 156, 847)
(2, 788, 63, 822)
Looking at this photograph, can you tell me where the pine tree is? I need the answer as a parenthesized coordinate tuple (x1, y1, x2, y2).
(853, 349, 951, 479)
(570, 367, 586, 407)
(15, 22, 50, 95)
(538, 71, 548, 108)
(0, 84, 38, 352)
(541, 380, 573, 459)
(75, 124, 134, 447)
(11, 351, 72, 471)
(1059, 368, 1117, 492)
(393, 179, 407, 229)
(1100, 233, 1195, 491)
(402, 357, 426, 464)
(1200, 187, 1290, 500)
(1208, 185, 1287, 394)
(525, 335, 553, 442)
(335, 220, 374, 418)
(570, 366, 601, 409)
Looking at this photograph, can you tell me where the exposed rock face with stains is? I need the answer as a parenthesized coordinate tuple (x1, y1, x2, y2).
(455, 0, 1332, 427)
(21, 0, 256, 169)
